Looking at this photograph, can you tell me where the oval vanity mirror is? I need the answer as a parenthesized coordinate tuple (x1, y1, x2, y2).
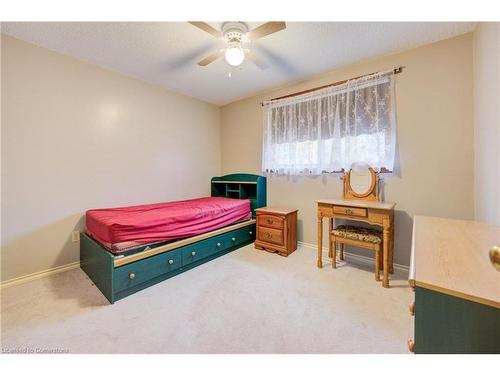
(348, 162, 376, 197)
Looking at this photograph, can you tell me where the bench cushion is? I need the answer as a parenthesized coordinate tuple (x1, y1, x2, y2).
(332, 225, 382, 244)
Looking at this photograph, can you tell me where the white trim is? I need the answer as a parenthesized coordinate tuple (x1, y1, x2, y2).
(298, 241, 409, 272)
(0, 241, 409, 289)
(0, 261, 80, 289)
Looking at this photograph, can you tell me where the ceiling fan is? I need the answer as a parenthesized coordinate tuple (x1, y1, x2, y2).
(188, 21, 286, 69)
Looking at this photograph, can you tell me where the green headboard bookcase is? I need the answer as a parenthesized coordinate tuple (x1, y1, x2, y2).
(211, 173, 267, 215)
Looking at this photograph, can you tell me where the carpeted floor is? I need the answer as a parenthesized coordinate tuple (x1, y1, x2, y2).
(1, 244, 412, 353)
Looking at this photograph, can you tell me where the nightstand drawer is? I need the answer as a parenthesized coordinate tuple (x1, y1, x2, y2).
(257, 227, 284, 245)
(258, 214, 284, 230)
(333, 205, 367, 217)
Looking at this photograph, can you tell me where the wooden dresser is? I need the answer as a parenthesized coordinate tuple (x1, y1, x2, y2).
(408, 216, 500, 354)
(254, 207, 298, 256)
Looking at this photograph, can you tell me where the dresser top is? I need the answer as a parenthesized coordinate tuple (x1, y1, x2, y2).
(255, 207, 298, 215)
(410, 215, 500, 308)
(316, 198, 396, 210)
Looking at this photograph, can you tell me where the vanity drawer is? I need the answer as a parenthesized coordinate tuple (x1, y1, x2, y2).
(258, 227, 284, 245)
(114, 248, 182, 292)
(333, 205, 367, 217)
(258, 214, 284, 230)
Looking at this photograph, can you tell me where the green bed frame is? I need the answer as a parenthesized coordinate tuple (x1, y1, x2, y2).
(80, 173, 266, 303)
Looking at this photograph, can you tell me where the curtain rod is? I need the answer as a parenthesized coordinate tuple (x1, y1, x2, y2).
(260, 66, 404, 106)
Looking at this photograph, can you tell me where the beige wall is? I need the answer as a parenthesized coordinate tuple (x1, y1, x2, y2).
(473, 23, 500, 225)
(1, 35, 221, 281)
(221, 34, 474, 266)
(1, 31, 479, 280)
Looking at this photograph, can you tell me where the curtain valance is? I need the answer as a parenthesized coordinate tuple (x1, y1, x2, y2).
(262, 71, 397, 175)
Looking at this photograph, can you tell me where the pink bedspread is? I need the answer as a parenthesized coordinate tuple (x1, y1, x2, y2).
(86, 197, 251, 253)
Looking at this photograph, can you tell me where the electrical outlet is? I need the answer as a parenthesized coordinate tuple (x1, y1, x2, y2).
(71, 231, 80, 242)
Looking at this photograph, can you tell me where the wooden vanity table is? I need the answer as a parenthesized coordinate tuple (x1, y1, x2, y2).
(316, 198, 395, 287)
(316, 163, 396, 287)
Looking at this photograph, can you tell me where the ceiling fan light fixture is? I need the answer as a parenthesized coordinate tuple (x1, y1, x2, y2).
(191, 21, 286, 69)
(224, 45, 245, 66)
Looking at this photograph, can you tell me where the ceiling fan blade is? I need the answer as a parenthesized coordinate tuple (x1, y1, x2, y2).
(197, 50, 224, 66)
(247, 22, 286, 41)
(246, 51, 269, 70)
(188, 22, 223, 39)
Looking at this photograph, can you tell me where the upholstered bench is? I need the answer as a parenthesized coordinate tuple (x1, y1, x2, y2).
(330, 224, 383, 282)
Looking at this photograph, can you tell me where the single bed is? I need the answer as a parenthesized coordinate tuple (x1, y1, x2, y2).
(80, 173, 266, 303)
(86, 196, 252, 254)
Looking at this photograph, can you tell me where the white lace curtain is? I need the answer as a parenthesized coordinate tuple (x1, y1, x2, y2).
(262, 71, 397, 175)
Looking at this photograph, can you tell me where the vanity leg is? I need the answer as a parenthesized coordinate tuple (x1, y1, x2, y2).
(317, 215, 323, 268)
(332, 241, 337, 268)
(383, 225, 390, 288)
(375, 247, 380, 281)
(389, 225, 395, 274)
(328, 218, 333, 258)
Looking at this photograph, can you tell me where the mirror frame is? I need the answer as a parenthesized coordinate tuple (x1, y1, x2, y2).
(343, 166, 380, 201)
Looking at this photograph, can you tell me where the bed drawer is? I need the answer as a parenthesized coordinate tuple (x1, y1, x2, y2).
(114, 248, 182, 292)
(182, 225, 255, 266)
(182, 240, 217, 266)
(214, 226, 254, 249)
(232, 226, 255, 245)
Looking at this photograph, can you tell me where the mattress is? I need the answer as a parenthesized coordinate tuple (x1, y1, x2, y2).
(86, 196, 252, 254)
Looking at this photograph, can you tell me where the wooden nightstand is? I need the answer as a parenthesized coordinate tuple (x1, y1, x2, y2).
(254, 207, 298, 256)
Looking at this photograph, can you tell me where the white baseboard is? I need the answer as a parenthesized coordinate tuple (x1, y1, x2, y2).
(0, 241, 408, 289)
(298, 241, 409, 272)
(0, 261, 81, 289)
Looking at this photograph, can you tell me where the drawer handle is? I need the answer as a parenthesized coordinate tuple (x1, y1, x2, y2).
(249, 231, 253, 235)
(407, 339, 415, 353)
(345, 208, 354, 215)
(409, 301, 415, 316)
(217, 242, 221, 247)
(129, 273, 136, 279)
(231, 237, 236, 242)
(266, 219, 273, 224)
(489, 245, 500, 271)
(191, 251, 196, 257)
(168, 259, 174, 265)
(265, 232, 272, 239)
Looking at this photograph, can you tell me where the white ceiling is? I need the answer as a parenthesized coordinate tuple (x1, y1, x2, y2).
(2, 22, 476, 105)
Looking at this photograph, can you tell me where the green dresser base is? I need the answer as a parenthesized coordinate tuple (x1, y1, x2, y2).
(81, 223, 256, 303)
(415, 287, 500, 354)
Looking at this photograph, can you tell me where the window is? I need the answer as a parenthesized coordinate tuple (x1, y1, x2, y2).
(262, 71, 396, 175)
